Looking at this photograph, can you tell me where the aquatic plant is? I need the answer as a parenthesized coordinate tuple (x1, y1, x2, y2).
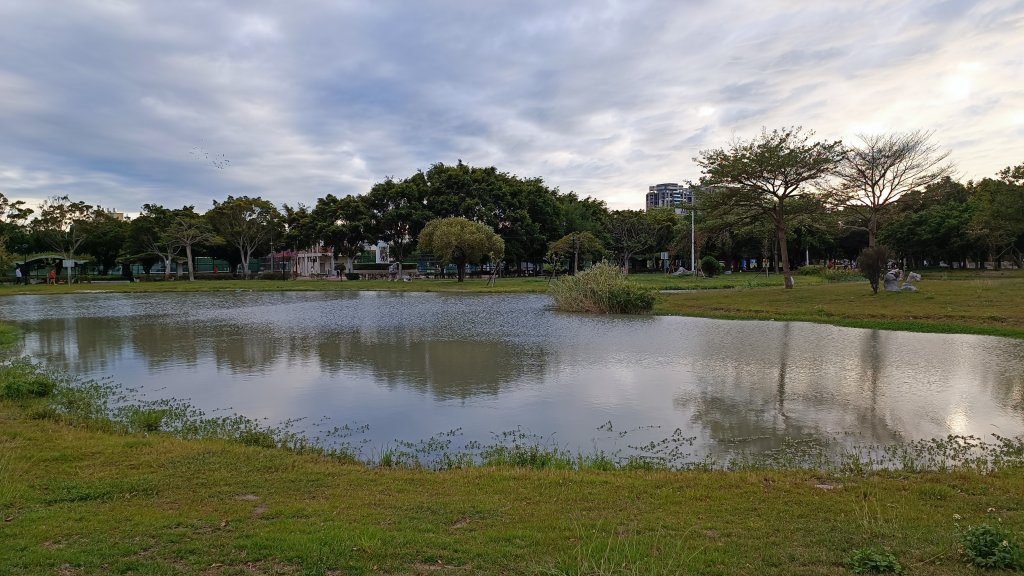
(548, 262, 655, 314)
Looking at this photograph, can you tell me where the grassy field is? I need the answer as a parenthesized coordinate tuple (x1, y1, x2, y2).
(0, 271, 800, 295)
(2, 397, 1022, 575)
(656, 270, 1024, 339)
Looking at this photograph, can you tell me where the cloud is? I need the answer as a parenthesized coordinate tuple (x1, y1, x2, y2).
(0, 0, 1021, 212)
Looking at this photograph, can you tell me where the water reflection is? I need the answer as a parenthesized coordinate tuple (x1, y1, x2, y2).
(2, 292, 1023, 456)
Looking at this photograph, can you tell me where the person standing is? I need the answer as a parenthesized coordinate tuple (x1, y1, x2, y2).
(48, 268, 56, 285)
(14, 265, 22, 285)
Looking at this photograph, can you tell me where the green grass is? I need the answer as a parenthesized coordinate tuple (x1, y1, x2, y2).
(656, 270, 1024, 339)
(2, 398, 1022, 575)
(0, 271, 804, 295)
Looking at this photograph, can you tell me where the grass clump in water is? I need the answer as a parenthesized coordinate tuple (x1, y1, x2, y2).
(549, 262, 655, 314)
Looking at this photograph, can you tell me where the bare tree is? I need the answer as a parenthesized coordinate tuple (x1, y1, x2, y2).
(832, 130, 954, 247)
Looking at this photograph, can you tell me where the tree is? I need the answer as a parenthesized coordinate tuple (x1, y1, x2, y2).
(857, 245, 889, 294)
(558, 193, 611, 245)
(163, 207, 215, 281)
(696, 127, 844, 289)
(364, 175, 431, 262)
(207, 196, 281, 279)
(548, 231, 605, 274)
(417, 217, 505, 282)
(881, 178, 975, 268)
(831, 130, 954, 247)
(966, 163, 1024, 268)
(79, 209, 129, 275)
(310, 194, 373, 273)
(31, 195, 94, 262)
(0, 193, 33, 271)
(607, 210, 657, 273)
(128, 204, 179, 279)
(282, 203, 316, 252)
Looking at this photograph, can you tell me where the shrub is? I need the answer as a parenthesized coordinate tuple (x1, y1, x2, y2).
(548, 262, 655, 314)
(961, 524, 1024, 569)
(344, 272, 361, 281)
(0, 359, 57, 400)
(700, 255, 723, 278)
(797, 264, 861, 283)
(123, 407, 168, 432)
(857, 246, 889, 294)
(847, 547, 905, 574)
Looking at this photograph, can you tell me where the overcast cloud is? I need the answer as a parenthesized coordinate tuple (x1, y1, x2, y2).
(1, 0, 1022, 213)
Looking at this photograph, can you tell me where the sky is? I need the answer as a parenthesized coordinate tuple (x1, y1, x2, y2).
(1, 0, 1022, 215)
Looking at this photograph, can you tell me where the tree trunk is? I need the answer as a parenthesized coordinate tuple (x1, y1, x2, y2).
(162, 255, 172, 280)
(777, 225, 794, 289)
(186, 244, 195, 281)
(867, 213, 878, 248)
(456, 260, 466, 282)
(239, 247, 249, 279)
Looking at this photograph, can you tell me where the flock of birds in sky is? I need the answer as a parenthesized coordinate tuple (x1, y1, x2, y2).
(189, 144, 231, 169)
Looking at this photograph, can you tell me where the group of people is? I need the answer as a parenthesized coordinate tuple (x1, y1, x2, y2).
(13, 265, 57, 285)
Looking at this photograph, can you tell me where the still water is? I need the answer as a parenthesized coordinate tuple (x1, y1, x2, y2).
(2, 291, 1023, 459)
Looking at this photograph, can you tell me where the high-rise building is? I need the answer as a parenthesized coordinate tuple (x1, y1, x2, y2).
(645, 183, 693, 212)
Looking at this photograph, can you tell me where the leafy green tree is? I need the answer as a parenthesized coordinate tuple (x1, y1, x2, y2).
(207, 196, 282, 279)
(310, 194, 373, 273)
(881, 178, 975, 267)
(31, 196, 96, 281)
(607, 210, 657, 273)
(163, 208, 215, 281)
(831, 130, 954, 247)
(418, 217, 505, 282)
(365, 175, 431, 262)
(557, 193, 610, 245)
(281, 203, 316, 252)
(79, 209, 129, 274)
(969, 164, 1024, 268)
(548, 231, 605, 274)
(0, 193, 33, 273)
(418, 161, 565, 270)
(696, 127, 844, 288)
(127, 204, 180, 279)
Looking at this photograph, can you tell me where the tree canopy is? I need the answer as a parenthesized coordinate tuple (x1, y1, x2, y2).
(417, 217, 505, 282)
(696, 127, 845, 288)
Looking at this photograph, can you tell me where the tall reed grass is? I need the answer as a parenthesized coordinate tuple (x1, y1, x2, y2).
(548, 262, 655, 314)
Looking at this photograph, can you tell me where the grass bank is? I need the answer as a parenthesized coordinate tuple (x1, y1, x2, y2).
(657, 270, 1024, 339)
(1, 355, 1024, 575)
(0, 272, 800, 295)
(2, 395, 1023, 575)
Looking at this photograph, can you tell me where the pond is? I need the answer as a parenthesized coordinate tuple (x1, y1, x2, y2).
(3, 291, 1023, 464)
